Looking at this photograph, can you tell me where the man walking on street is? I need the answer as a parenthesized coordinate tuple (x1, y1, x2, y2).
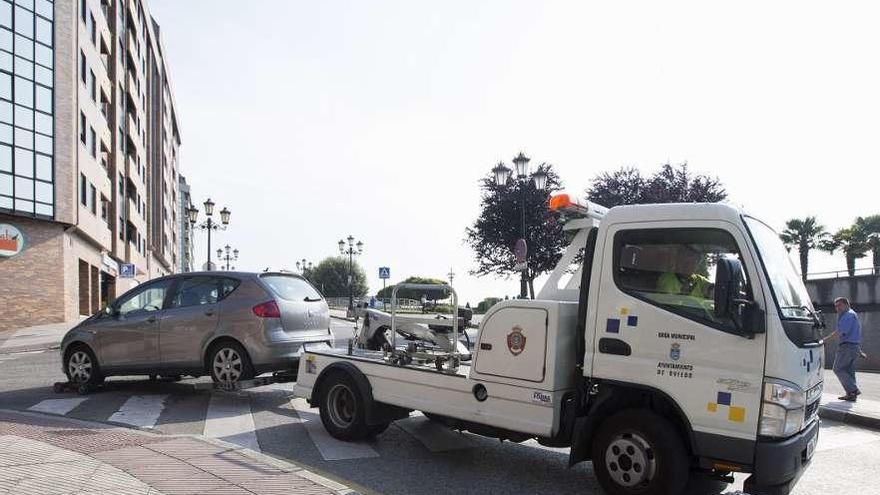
(826, 297, 862, 401)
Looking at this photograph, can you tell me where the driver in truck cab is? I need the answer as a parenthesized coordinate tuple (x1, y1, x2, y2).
(656, 244, 712, 299)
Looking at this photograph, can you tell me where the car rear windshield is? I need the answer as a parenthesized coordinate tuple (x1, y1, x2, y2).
(261, 275, 323, 301)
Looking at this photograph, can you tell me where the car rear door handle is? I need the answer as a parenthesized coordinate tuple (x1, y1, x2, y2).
(598, 338, 631, 356)
(146, 315, 157, 323)
(204, 310, 215, 316)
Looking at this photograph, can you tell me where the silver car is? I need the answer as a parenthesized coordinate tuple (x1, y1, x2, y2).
(60, 271, 332, 386)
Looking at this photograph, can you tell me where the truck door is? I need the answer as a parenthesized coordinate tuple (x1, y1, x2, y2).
(589, 221, 767, 448)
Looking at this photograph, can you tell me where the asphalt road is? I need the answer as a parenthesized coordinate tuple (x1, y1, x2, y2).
(1, 319, 879, 495)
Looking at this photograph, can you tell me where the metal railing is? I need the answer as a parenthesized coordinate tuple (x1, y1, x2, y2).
(806, 266, 880, 280)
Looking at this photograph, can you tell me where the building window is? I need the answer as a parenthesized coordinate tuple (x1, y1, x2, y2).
(100, 194, 108, 220)
(89, 127, 96, 158)
(90, 13, 96, 46)
(90, 183, 96, 214)
(80, 50, 86, 84)
(81, 0, 87, 24)
(89, 69, 96, 101)
(0, 6, 56, 218)
(80, 113, 86, 144)
(80, 173, 87, 206)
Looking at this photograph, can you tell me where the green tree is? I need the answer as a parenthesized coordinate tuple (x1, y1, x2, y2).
(820, 225, 869, 277)
(465, 163, 566, 299)
(856, 215, 880, 270)
(376, 276, 450, 301)
(309, 256, 368, 298)
(586, 162, 726, 207)
(475, 297, 502, 314)
(779, 216, 828, 281)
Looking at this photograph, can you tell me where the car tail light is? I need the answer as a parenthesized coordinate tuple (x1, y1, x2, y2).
(252, 300, 281, 318)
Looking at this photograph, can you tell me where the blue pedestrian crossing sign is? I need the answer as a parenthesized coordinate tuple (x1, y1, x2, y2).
(120, 263, 136, 278)
(379, 267, 390, 279)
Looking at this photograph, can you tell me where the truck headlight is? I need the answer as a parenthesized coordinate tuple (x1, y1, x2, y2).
(759, 380, 805, 438)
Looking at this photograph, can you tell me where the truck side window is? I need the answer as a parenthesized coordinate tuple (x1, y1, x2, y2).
(614, 228, 750, 332)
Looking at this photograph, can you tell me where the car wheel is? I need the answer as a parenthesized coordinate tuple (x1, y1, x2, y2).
(65, 345, 104, 387)
(318, 372, 380, 441)
(591, 409, 689, 495)
(209, 342, 254, 384)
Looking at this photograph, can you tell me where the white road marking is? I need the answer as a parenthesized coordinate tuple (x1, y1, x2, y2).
(108, 395, 167, 429)
(28, 398, 88, 416)
(203, 393, 261, 452)
(291, 398, 379, 460)
(394, 416, 479, 452)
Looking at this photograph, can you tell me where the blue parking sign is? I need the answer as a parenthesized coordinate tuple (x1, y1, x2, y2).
(379, 267, 390, 279)
(120, 263, 136, 278)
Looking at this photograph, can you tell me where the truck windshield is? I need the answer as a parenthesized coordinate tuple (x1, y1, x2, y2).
(744, 216, 814, 320)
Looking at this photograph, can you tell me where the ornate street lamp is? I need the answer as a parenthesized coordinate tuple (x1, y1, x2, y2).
(491, 162, 512, 186)
(217, 244, 239, 271)
(492, 152, 550, 299)
(339, 236, 363, 309)
(190, 198, 231, 271)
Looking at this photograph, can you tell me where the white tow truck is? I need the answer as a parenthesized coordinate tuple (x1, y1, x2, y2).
(294, 194, 824, 495)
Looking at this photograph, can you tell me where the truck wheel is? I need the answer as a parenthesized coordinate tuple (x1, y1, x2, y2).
(591, 409, 689, 495)
(319, 372, 374, 441)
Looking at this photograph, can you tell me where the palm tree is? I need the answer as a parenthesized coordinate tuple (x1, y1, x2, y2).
(820, 225, 870, 277)
(779, 217, 828, 281)
(856, 215, 880, 272)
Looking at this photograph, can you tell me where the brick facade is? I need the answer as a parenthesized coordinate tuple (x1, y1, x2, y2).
(0, 215, 66, 331)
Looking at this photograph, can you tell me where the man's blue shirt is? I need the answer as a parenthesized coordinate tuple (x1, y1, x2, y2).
(838, 309, 862, 344)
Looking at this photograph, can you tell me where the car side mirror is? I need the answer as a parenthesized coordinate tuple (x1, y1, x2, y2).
(714, 256, 764, 337)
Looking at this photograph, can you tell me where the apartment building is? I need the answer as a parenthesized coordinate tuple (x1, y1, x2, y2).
(0, 0, 183, 331)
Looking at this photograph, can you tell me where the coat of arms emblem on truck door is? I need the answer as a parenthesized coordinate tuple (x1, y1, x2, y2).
(507, 326, 527, 356)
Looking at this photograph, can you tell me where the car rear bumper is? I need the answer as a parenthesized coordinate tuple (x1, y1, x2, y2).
(249, 337, 333, 372)
(744, 419, 819, 495)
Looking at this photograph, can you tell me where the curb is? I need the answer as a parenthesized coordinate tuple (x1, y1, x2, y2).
(0, 345, 59, 355)
(1, 408, 370, 495)
(818, 404, 880, 431)
(330, 314, 357, 323)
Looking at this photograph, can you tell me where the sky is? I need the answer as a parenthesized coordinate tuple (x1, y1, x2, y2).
(148, 0, 880, 304)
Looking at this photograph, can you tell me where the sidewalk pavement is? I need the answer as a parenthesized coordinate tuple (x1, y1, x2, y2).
(820, 369, 880, 431)
(328, 309, 355, 322)
(0, 408, 359, 495)
(0, 320, 79, 355)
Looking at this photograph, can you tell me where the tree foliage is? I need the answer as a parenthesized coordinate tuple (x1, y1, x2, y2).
(780, 216, 828, 281)
(820, 226, 870, 277)
(465, 163, 566, 295)
(309, 256, 368, 298)
(376, 276, 450, 301)
(857, 215, 880, 270)
(475, 297, 502, 314)
(586, 163, 726, 208)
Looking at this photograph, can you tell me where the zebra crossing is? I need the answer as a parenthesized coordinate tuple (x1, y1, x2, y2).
(23, 385, 490, 460)
(22, 384, 880, 469)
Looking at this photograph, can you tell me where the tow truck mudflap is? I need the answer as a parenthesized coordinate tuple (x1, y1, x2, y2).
(744, 420, 819, 495)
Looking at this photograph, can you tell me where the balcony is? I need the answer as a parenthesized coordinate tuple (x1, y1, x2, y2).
(126, 113, 139, 151)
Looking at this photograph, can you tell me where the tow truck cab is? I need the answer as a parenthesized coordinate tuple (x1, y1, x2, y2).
(296, 196, 822, 495)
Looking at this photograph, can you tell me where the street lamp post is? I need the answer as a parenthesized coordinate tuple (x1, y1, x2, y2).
(338, 236, 363, 310)
(295, 258, 314, 279)
(492, 152, 549, 299)
(188, 198, 231, 271)
(217, 245, 239, 271)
